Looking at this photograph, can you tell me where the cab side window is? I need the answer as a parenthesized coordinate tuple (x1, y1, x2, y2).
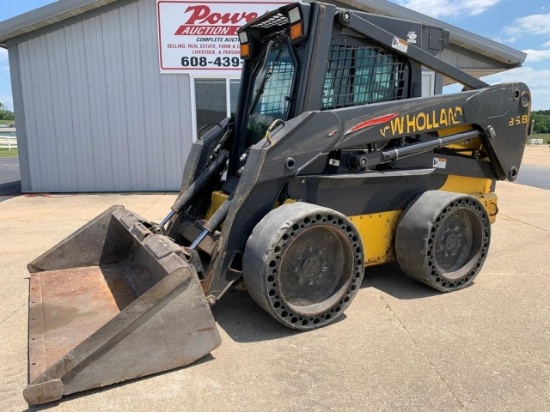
(322, 42, 409, 110)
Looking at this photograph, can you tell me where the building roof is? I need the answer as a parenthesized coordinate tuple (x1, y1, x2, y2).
(0, 0, 526, 81)
(0, 0, 118, 45)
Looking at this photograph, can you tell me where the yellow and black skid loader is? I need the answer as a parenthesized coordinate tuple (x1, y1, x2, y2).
(24, 2, 530, 405)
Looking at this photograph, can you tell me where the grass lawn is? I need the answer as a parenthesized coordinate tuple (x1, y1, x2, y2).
(0, 148, 18, 158)
(0, 119, 14, 125)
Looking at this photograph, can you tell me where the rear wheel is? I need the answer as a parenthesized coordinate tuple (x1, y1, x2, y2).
(395, 191, 491, 292)
(243, 202, 364, 330)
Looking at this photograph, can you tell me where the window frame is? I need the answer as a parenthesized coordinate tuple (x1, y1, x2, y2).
(190, 75, 241, 141)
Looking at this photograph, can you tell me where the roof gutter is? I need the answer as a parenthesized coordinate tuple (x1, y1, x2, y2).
(0, 0, 118, 46)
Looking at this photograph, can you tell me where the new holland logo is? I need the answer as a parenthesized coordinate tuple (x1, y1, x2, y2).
(380, 106, 464, 137)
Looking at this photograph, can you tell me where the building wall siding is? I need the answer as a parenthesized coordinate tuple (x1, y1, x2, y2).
(15, 0, 192, 192)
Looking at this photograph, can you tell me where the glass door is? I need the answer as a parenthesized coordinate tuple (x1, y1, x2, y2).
(192, 77, 241, 140)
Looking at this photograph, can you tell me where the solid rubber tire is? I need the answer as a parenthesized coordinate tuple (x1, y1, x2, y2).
(395, 191, 490, 292)
(243, 202, 364, 330)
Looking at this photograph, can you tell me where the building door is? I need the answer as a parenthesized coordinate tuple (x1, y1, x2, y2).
(192, 77, 241, 140)
(422, 71, 435, 96)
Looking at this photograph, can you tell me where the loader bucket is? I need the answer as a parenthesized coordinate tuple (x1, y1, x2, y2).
(23, 206, 221, 405)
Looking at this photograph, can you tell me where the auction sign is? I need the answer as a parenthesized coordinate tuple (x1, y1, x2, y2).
(157, 1, 290, 74)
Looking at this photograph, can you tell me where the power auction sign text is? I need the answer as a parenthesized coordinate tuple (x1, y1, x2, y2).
(157, 1, 289, 74)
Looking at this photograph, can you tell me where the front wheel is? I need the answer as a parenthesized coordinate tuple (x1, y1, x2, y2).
(243, 202, 364, 330)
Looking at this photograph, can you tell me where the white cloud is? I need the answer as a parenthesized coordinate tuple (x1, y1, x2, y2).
(505, 14, 550, 37)
(543, 40, 550, 48)
(392, 0, 502, 18)
(523, 49, 550, 62)
(482, 67, 550, 111)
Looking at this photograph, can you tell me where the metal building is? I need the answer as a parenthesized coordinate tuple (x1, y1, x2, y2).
(0, 0, 526, 192)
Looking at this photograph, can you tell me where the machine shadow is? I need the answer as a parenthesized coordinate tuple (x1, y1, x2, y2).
(212, 290, 300, 343)
(363, 261, 449, 299)
(212, 262, 444, 344)
(212, 289, 347, 344)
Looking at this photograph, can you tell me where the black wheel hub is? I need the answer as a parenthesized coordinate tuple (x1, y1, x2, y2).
(425, 199, 489, 288)
(434, 210, 475, 274)
(280, 225, 353, 312)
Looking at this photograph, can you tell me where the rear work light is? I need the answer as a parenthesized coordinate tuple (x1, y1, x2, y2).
(288, 7, 304, 41)
(288, 7, 301, 23)
(239, 31, 251, 58)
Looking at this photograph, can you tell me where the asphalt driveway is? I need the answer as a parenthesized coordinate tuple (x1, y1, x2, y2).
(0, 156, 21, 201)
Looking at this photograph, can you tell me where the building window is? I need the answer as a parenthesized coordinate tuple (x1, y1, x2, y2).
(193, 78, 241, 139)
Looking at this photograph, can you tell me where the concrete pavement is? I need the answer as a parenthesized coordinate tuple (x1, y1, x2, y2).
(0, 183, 549, 411)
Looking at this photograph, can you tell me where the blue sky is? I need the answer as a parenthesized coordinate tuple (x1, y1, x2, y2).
(0, 0, 549, 110)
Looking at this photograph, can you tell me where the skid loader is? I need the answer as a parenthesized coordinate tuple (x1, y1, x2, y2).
(24, 2, 530, 405)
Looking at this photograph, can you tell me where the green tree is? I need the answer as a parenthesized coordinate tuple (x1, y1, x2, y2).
(531, 111, 550, 134)
(0, 102, 15, 121)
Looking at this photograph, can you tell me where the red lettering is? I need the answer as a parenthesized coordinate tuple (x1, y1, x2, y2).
(184, 5, 209, 24)
(183, 5, 258, 25)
